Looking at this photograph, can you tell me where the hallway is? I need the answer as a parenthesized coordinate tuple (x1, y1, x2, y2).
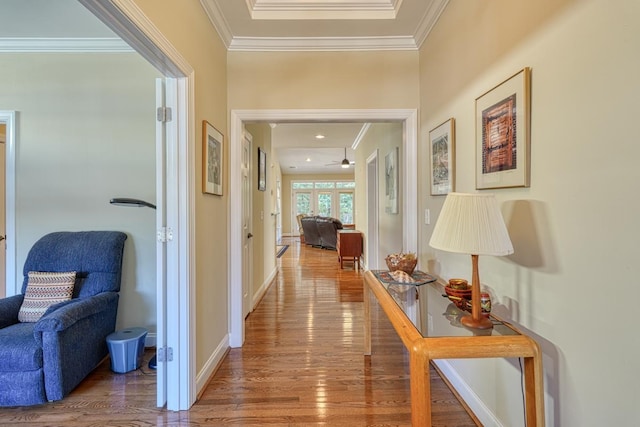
(197, 238, 477, 426)
(0, 237, 477, 426)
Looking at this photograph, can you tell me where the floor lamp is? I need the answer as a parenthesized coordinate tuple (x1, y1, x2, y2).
(429, 193, 513, 329)
(110, 197, 158, 368)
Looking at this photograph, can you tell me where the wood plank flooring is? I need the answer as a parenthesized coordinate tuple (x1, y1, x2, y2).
(0, 237, 478, 426)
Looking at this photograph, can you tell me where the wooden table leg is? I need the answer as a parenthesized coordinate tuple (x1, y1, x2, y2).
(524, 353, 545, 427)
(409, 344, 431, 426)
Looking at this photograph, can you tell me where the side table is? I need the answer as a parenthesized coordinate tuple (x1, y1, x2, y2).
(337, 229, 362, 269)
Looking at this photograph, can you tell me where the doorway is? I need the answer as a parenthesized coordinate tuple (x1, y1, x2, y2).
(366, 150, 379, 270)
(0, 112, 16, 299)
(80, 0, 195, 411)
(228, 109, 418, 347)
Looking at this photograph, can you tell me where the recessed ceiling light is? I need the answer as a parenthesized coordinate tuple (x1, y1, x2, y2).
(315, 134, 325, 139)
(306, 157, 311, 162)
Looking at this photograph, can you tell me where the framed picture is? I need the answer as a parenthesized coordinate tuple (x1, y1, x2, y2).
(384, 147, 398, 214)
(476, 67, 531, 189)
(258, 147, 266, 191)
(429, 118, 455, 195)
(202, 120, 223, 196)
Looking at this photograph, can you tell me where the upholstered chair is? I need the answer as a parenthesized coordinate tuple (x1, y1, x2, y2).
(0, 231, 127, 406)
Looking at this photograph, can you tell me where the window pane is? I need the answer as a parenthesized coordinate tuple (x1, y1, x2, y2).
(339, 192, 354, 224)
(293, 182, 313, 189)
(317, 193, 332, 217)
(295, 193, 311, 215)
(315, 182, 335, 189)
(336, 182, 356, 189)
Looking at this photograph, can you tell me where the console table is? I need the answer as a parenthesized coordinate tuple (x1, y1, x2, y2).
(337, 229, 362, 269)
(363, 270, 545, 426)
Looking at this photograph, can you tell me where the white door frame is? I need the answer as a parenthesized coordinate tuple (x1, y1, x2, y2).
(80, 0, 196, 410)
(229, 109, 418, 347)
(0, 111, 16, 297)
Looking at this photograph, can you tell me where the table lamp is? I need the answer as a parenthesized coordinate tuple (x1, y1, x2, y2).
(429, 193, 513, 329)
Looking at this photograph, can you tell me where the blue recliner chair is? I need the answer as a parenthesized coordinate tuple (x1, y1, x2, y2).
(0, 231, 127, 406)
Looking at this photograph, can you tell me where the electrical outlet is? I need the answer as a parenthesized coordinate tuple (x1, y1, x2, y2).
(428, 313, 433, 331)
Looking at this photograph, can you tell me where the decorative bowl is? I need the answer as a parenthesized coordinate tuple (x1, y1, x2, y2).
(444, 286, 472, 309)
(385, 254, 418, 275)
(448, 278, 469, 290)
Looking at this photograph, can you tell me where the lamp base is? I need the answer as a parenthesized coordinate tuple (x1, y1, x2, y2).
(460, 314, 493, 330)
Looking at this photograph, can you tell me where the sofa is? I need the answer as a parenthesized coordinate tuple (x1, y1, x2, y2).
(300, 216, 343, 249)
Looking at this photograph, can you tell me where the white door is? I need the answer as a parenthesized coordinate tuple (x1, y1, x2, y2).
(275, 180, 282, 243)
(366, 151, 379, 269)
(0, 124, 5, 298)
(242, 131, 253, 319)
(155, 78, 169, 407)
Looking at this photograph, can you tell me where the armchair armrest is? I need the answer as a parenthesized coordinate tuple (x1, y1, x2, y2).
(0, 294, 24, 328)
(34, 292, 119, 335)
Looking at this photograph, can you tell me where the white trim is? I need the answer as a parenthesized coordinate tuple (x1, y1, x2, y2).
(79, 0, 196, 411)
(200, 0, 448, 51)
(253, 266, 277, 310)
(0, 111, 16, 297)
(433, 359, 503, 427)
(195, 334, 230, 393)
(229, 109, 418, 347)
(0, 37, 133, 53)
(228, 36, 417, 52)
(352, 123, 371, 150)
(414, 0, 450, 48)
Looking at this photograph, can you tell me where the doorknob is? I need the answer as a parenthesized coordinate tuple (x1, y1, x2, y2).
(247, 233, 253, 239)
(0, 236, 5, 242)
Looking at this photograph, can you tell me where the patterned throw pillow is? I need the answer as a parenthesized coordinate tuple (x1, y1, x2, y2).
(18, 271, 76, 323)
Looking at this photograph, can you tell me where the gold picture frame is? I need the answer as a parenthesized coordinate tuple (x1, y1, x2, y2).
(203, 120, 223, 196)
(429, 118, 455, 196)
(476, 67, 531, 189)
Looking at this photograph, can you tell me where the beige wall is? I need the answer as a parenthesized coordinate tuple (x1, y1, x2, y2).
(133, 0, 229, 375)
(419, 0, 639, 425)
(354, 123, 404, 268)
(228, 50, 420, 110)
(0, 53, 159, 332)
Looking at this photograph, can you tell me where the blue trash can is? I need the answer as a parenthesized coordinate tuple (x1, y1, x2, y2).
(106, 327, 148, 373)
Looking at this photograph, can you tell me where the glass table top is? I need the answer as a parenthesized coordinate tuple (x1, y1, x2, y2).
(371, 270, 519, 338)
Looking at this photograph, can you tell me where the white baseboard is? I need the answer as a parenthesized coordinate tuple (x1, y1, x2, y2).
(253, 266, 277, 310)
(196, 334, 230, 395)
(433, 359, 503, 427)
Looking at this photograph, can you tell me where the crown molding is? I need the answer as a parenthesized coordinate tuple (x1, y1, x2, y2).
(246, 0, 403, 20)
(229, 35, 417, 51)
(414, 0, 449, 49)
(0, 37, 133, 53)
(200, 0, 233, 49)
(204, 0, 449, 51)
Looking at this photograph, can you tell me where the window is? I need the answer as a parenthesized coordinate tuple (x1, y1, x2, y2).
(292, 180, 355, 228)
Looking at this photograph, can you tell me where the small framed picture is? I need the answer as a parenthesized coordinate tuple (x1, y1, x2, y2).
(258, 147, 266, 191)
(429, 118, 455, 195)
(476, 67, 531, 189)
(202, 120, 223, 196)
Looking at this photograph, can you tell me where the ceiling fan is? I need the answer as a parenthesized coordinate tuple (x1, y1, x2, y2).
(326, 148, 355, 168)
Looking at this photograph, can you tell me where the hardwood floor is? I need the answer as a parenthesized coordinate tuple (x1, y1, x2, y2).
(0, 238, 478, 426)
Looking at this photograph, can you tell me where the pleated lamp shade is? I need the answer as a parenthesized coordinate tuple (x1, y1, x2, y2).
(429, 193, 513, 256)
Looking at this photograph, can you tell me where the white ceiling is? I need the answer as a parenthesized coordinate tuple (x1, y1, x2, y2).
(1, 0, 448, 175)
(270, 123, 364, 175)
